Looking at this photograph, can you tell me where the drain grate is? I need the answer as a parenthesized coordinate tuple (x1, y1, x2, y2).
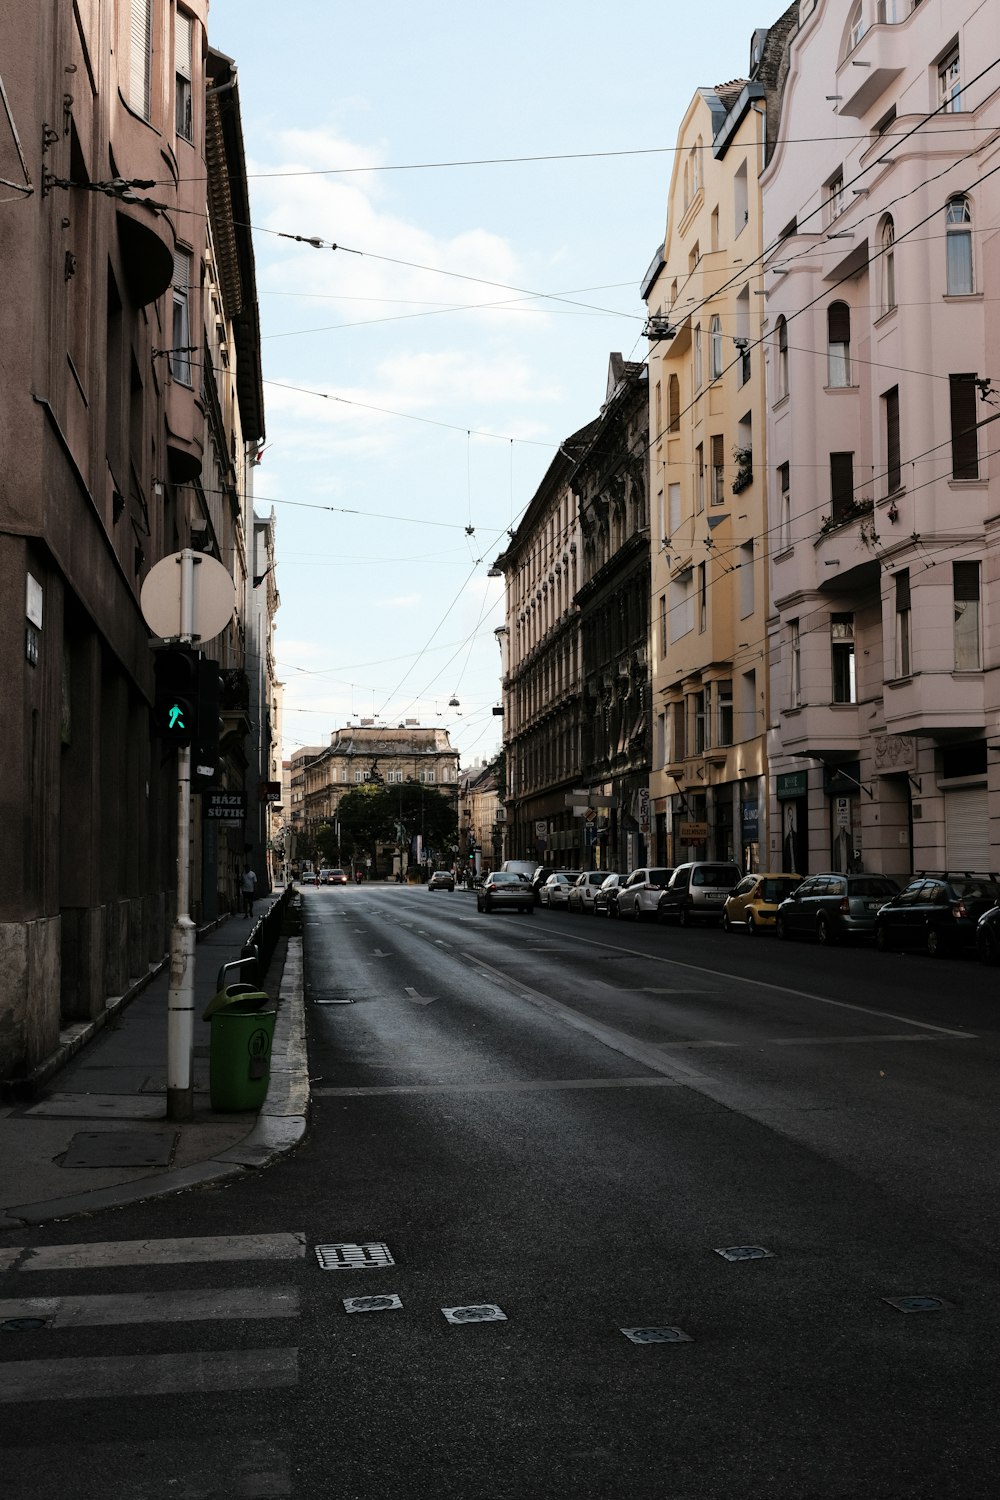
(621, 1326, 693, 1344)
(315, 1242, 394, 1271)
(882, 1295, 952, 1313)
(441, 1304, 507, 1324)
(343, 1294, 403, 1313)
(715, 1245, 773, 1262)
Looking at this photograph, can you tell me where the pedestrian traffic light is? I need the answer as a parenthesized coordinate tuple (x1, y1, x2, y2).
(153, 648, 199, 747)
(192, 657, 223, 788)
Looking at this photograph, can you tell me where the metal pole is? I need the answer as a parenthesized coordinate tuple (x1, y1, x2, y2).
(167, 550, 197, 1122)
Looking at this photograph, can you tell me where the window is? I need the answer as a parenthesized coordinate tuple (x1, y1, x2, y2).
(354, 771, 366, 783)
(693, 691, 707, 753)
(420, 770, 436, 784)
(945, 196, 973, 294)
(874, 103, 897, 136)
(884, 386, 900, 492)
(710, 205, 720, 252)
(775, 316, 788, 398)
(171, 249, 193, 386)
(778, 463, 791, 549)
(827, 171, 845, 224)
(789, 619, 801, 708)
(668, 482, 681, 534)
(710, 316, 724, 379)
(693, 324, 702, 389)
(386, 770, 403, 784)
(175, 10, 193, 141)
(717, 680, 733, 746)
(128, 0, 152, 119)
(953, 562, 981, 670)
(736, 286, 751, 385)
(670, 700, 685, 762)
(739, 541, 755, 618)
(667, 374, 680, 432)
(698, 562, 707, 632)
(831, 613, 857, 703)
(695, 444, 705, 513)
(949, 374, 979, 479)
(740, 670, 757, 737)
(827, 301, 851, 386)
(849, 2, 865, 50)
(881, 217, 896, 312)
(670, 573, 694, 640)
(654, 380, 662, 436)
(894, 570, 911, 677)
(658, 593, 667, 656)
(711, 434, 725, 504)
(734, 158, 749, 234)
(830, 451, 855, 522)
(939, 46, 961, 112)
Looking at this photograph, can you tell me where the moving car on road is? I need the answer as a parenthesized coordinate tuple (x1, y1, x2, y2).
(657, 862, 742, 927)
(567, 870, 615, 915)
(874, 874, 1000, 957)
(776, 873, 899, 945)
(616, 867, 674, 922)
(323, 868, 348, 886)
(427, 870, 455, 891)
(476, 871, 533, 915)
(722, 873, 802, 935)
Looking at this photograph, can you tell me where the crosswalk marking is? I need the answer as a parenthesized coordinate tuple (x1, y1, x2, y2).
(14, 1231, 305, 1272)
(0, 1347, 299, 1403)
(0, 1285, 299, 1328)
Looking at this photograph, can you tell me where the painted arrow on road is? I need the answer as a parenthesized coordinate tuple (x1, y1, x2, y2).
(404, 987, 437, 1006)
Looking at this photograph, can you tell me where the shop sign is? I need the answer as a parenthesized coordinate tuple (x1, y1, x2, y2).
(679, 822, 708, 843)
(776, 771, 807, 800)
(741, 802, 759, 841)
(204, 791, 245, 823)
(637, 788, 650, 833)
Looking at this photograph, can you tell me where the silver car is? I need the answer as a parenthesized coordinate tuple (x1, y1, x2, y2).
(616, 867, 675, 921)
(476, 871, 534, 915)
(567, 870, 614, 914)
(539, 872, 580, 909)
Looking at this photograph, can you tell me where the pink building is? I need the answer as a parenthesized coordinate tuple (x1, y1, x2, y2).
(763, 0, 999, 878)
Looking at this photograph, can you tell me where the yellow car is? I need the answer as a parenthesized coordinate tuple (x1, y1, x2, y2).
(722, 873, 802, 935)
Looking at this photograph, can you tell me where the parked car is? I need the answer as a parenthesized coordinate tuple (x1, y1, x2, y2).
(427, 870, 455, 891)
(976, 904, 1000, 966)
(594, 872, 627, 918)
(657, 862, 743, 927)
(874, 874, 1000, 957)
(539, 872, 580, 909)
(567, 870, 615, 915)
(722, 873, 802, 935)
(776, 873, 900, 944)
(530, 866, 561, 904)
(617, 867, 675, 922)
(476, 871, 533, 915)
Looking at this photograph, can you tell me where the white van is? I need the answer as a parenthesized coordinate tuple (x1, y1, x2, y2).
(501, 859, 537, 882)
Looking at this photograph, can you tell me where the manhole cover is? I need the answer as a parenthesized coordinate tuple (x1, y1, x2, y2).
(621, 1326, 693, 1344)
(315, 1243, 394, 1271)
(61, 1131, 177, 1168)
(343, 1295, 403, 1313)
(882, 1296, 952, 1313)
(715, 1245, 773, 1262)
(2, 1318, 50, 1332)
(442, 1304, 507, 1324)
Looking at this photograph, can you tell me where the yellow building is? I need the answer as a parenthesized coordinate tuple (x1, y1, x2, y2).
(643, 73, 773, 869)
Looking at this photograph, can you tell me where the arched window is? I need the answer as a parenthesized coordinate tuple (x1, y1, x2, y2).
(827, 301, 851, 387)
(667, 374, 680, 433)
(945, 195, 973, 295)
(775, 316, 788, 398)
(849, 2, 865, 51)
(881, 216, 896, 313)
(710, 315, 723, 379)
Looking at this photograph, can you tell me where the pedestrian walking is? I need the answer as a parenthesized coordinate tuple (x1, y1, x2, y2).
(241, 865, 257, 918)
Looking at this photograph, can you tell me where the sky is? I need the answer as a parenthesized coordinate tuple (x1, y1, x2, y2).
(206, 0, 771, 769)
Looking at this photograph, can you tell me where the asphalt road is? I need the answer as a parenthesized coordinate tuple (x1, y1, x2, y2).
(3, 881, 1000, 1499)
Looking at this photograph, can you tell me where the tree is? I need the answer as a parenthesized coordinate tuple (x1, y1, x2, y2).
(336, 785, 392, 873)
(392, 779, 458, 860)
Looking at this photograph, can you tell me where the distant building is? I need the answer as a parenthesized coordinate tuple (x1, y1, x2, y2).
(301, 724, 460, 844)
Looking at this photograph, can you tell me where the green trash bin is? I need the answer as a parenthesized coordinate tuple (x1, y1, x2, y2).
(202, 986, 277, 1112)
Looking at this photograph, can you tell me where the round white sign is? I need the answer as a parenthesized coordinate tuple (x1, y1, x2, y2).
(140, 552, 237, 641)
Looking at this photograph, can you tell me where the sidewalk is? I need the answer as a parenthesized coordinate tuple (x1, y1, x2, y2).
(0, 898, 308, 1230)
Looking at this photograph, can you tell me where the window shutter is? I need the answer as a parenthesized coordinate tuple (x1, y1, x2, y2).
(885, 387, 900, 491)
(830, 452, 854, 517)
(895, 570, 910, 611)
(177, 11, 192, 78)
(827, 301, 851, 344)
(953, 561, 979, 602)
(949, 375, 979, 479)
(129, 0, 152, 118)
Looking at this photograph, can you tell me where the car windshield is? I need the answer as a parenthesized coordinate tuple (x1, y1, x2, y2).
(849, 877, 899, 897)
(759, 878, 798, 901)
(692, 866, 740, 886)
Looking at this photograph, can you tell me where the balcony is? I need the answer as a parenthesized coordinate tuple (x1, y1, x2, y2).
(836, 24, 904, 117)
(883, 673, 985, 740)
(779, 702, 862, 758)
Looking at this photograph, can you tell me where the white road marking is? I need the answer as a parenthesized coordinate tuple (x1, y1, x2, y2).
(513, 930, 976, 1039)
(0, 1286, 299, 1328)
(16, 1232, 306, 1272)
(768, 1033, 947, 1046)
(0, 1347, 299, 1403)
(371, 949, 391, 957)
(313, 1076, 680, 1097)
(403, 987, 436, 1006)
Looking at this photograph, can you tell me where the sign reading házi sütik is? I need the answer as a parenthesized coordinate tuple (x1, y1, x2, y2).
(204, 792, 246, 823)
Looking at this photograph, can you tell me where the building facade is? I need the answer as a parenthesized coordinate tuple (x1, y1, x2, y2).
(574, 356, 652, 874)
(762, 0, 1000, 879)
(0, 3, 264, 1080)
(643, 38, 787, 872)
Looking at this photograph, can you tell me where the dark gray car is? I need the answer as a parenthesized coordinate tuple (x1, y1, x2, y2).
(776, 873, 899, 944)
(656, 862, 742, 927)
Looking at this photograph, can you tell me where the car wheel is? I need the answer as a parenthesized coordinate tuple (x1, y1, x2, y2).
(484, 898, 493, 914)
(925, 925, 943, 958)
(746, 913, 756, 937)
(678, 904, 691, 929)
(875, 923, 891, 953)
(632, 901, 642, 922)
(977, 925, 999, 966)
(776, 914, 789, 941)
(816, 915, 835, 946)
(722, 911, 732, 933)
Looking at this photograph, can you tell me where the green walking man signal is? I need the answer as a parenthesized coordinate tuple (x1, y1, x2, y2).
(153, 650, 221, 784)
